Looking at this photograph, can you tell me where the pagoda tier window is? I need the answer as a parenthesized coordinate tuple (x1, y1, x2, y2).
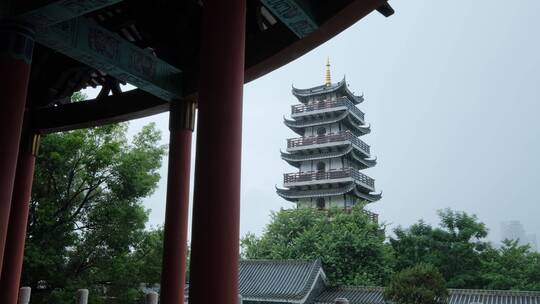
(316, 127, 326, 136)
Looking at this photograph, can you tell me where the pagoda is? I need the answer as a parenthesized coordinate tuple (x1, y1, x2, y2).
(277, 59, 381, 212)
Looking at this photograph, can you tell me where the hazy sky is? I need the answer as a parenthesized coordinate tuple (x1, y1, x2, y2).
(85, 0, 540, 242)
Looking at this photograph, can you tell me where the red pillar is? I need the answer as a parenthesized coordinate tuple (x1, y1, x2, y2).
(160, 101, 195, 304)
(0, 21, 35, 275)
(0, 132, 39, 304)
(188, 1, 246, 304)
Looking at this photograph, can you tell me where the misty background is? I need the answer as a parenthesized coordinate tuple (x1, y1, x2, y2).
(83, 0, 540, 244)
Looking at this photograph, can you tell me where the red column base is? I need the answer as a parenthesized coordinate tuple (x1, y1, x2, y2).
(0, 134, 38, 304)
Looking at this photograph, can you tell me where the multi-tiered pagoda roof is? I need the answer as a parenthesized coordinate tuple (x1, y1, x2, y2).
(277, 62, 381, 211)
(291, 77, 363, 103)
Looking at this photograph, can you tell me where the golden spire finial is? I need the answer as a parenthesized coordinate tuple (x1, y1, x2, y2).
(325, 57, 332, 87)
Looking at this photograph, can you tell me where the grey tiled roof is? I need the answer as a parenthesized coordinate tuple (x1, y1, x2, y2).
(239, 259, 324, 301)
(185, 260, 540, 304)
(314, 287, 540, 304)
(315, 287, 385, 304)
(448, 289, 540, 304)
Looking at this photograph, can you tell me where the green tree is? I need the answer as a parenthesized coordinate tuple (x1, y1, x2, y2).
(131, 227, 164, 286)
(23, 114, 166, 303)
(241, 204, 394, 286)
(481, 240, 540, 290)
(389, 209, 488, 288)
(384, 263, 448, 304)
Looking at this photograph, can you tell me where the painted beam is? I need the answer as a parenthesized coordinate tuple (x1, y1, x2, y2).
(259, 0, 317, 38)
(30, 89, 169, 133)
(18, 0, 125, 28)
(36, 17, 182, 101)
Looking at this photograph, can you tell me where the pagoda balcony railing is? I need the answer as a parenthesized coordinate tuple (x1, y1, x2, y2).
(363, 209, 379, 223)
(287, 131, 370, 155)
(291, 97, 365, 121)
(283, 167, 375, 189)
(344, 208, 379, 223)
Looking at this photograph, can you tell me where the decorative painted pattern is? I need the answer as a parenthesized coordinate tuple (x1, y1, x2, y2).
(0, 22, 35, 64)
(36, 17, 182, 101)
(19, 0, 124, 28)
(260, 0, 317, 38)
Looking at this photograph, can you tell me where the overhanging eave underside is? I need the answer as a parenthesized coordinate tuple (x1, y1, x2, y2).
(284, 113, 370, 136)
(277, 183, 381, 202)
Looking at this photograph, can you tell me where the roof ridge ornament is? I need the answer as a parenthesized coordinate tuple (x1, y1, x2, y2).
(325, 57, 331, 87)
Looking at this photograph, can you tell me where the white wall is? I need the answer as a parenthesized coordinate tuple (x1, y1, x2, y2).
(297, 195, 348, 209)
(299, 156, 346, 173)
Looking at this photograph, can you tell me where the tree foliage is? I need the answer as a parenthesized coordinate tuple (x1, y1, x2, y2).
(389, 209, 489, 289)
(241, 204, 394, 286)
(23, 120, 166, 303)
(242, 201, 540, 291)
(480, 240, 540, 290)
(384, 263, 449, 304)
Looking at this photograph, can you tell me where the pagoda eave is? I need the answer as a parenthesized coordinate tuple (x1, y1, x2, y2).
(286, 141, 350, 154)
(284, 113, 370, 136)
(353, 189, 382, 202)
(286, 140, 371, 158)
(290, 96, 365, 121)
(291, 77, 364, 105)
(351, 151, 377, 169)
(281, 148, 351, 168)
(281, 146, 375, 169)
(276, 183, 356, 201)
(291, 107, 365, 125)
(284, 177, 354, 188)
(276, 183, 381, 203)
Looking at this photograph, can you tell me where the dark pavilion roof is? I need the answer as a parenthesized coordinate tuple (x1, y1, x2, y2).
(315, 287, 386, 304)
(183, 259, 326, 303)
(314, 287, 540, 304)
(183, 260, 540, 304)
(12, 0, 395, 133)
(239, 259, 325, 302)
(447, 289, 540, 304)
(292, 77, 364, 104)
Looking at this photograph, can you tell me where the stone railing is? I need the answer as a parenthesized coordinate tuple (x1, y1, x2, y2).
(291, 97, 365, 121)
(17, 287, 166, 304)
(287, 130, 370, 155)
(283, 168, 374, 189)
